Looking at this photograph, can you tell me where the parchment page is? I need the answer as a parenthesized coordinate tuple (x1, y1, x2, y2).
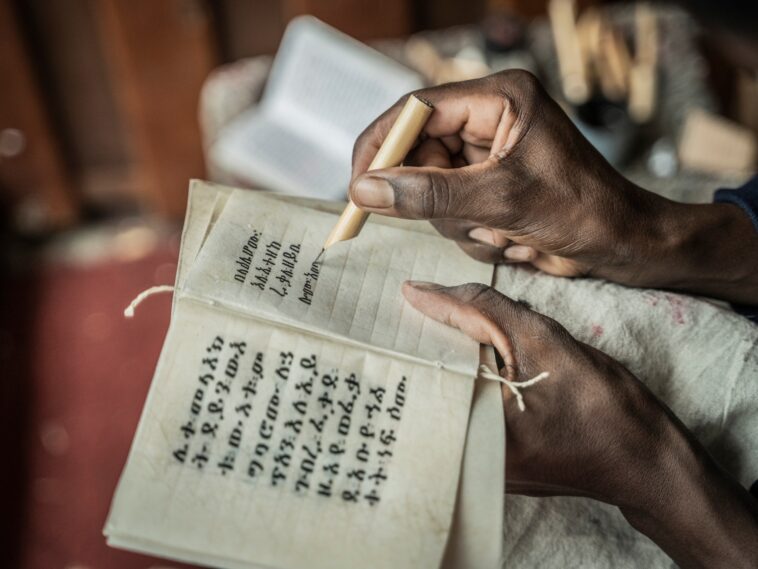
(441, 347, 504, 569)
(182, 190, 491, 375)
(170, 182, 505, 569)
(106, 300, 474, 569)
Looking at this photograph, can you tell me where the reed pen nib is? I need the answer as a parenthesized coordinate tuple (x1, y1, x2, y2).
(313, 248, 325, 265)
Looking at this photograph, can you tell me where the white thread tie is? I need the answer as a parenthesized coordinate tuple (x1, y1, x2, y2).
(477, 364, 550, 412)
(124, 285, 175, 318)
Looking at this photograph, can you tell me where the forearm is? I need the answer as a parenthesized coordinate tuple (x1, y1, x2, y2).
(619, 430, 758, 568)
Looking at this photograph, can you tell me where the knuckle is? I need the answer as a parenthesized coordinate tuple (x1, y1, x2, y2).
(352, 91, 418, 167)
(408, 87, 433, 104)
(423, 172, 458, 219)
(458, 282, 491, 298)
(351, 128, 373, 165)
(455, 283, 501, 309)
(458, 241, 504, 264)
(491, 70, 545, 141)
(541, 316, 567, 337)
(496, 69, 541, 95)
(431, 219, 474, 241)
(531, 313, 571, 344)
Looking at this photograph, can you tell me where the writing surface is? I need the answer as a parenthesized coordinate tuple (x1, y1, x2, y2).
(183, 190, 490, 375)
(106, 300, 474, 569)
(108, 182, 505, 569)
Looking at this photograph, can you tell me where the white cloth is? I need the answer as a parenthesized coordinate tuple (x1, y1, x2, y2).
(493, 265, 758, 568)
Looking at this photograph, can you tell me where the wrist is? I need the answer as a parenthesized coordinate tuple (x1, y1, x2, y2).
(619, 433, 758, 568)
(611, 195, 758, 304)
(658, 201, 758, 304)
(595, 381, 758, 568)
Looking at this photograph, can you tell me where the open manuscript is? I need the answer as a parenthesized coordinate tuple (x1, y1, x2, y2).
(105, 181, 505, 569)
(209, 17, 422, 200)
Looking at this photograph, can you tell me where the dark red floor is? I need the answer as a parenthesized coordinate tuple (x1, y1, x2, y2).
(2, 233, 199, 569)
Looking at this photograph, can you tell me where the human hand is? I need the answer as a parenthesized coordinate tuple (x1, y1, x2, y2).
(403, 280, 676, 503)
(402, 281, 758, 568)
(351, 72, 758, 304)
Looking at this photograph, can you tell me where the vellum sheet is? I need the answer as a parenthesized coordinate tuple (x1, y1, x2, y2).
(182, 190, 487, 375)
(106, 184, 503, 569)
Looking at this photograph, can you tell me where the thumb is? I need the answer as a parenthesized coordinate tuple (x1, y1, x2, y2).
(350, 160, 500, 221)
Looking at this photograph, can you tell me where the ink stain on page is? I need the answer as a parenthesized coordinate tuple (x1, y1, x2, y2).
(313, 248, 325, 265)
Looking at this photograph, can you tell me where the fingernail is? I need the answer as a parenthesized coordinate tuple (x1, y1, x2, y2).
(406, 280, 442, 290)
(468, 227, 496, 246)
(354, 176, 394, 208)
(504, 245, 534, 262)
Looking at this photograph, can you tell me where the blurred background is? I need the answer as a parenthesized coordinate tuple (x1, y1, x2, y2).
(1, 0, 756, 568)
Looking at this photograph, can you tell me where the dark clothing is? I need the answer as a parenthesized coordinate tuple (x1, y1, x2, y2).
(714, 175, 758, 323)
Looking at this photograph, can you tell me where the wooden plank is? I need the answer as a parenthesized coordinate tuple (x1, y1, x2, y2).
(95, 0, 218, 218)
(0, 0, 77, 231)
(24, 0, 134, 209)
(284, 0, 412, 39)
(417, 0, 485, 30)
(213, 0, 286, 59)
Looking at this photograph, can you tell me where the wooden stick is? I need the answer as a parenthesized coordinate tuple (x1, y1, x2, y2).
(597, 18, 632, 102)
(404, 37, 443, 83)
(548, 0, 590, 105)
(629, 3, 658, 122)
(629, 64, 655, 122)
(635, 2, 658, 66)
(576, 7, 603, 96)
(319, 95, 434, 254)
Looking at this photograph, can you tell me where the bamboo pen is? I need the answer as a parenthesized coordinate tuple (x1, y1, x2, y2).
(316, 94, 434, 261)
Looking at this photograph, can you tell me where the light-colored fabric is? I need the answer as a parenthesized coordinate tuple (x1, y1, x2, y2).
(493, 265, 758, 568)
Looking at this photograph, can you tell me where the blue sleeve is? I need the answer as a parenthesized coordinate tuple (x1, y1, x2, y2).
(713, 175, 758, 323)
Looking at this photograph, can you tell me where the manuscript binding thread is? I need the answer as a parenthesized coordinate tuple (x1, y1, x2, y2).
(124, 285, 175, 318)
(477, 364, 550, 412)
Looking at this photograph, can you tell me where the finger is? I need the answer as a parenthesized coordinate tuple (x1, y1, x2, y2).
(440, 135, 463, 155)
(351, 89, 503, 181)
(421, 87, 509, 144)
(430, 221, 509, 264)
(431, 219, 481, 241)
(402, 281, 527, 379)
(462, 142, 492, 166)
(451, 154, 468, 168)
(351, 71, 538, 181)
(421, 71, 540, 153)
(456, 240, 505, 264)
(467, 227, 510, 248)
(350, 159, 504, 221)
(351, 99, 406, 180)
(405, 138, 452, 168)
(503, 244, 538, 262)
(529, 252, 587, 277)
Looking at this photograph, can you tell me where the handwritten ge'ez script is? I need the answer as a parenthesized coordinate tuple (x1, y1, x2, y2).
(233, 231, 320, 305)
(171, 334, 408, 507)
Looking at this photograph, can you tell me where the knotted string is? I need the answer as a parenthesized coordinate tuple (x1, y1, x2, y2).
(477, 364, 550, 412)
(124, 285, 175, 318)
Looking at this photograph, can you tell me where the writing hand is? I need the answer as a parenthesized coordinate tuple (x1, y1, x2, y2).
(351, 71, 758, 305)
